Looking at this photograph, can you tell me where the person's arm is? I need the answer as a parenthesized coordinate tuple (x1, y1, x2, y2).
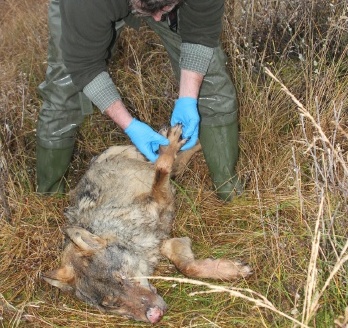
(60, 1, 168, 162)
(104, 100, 133, 130)
(170, 0, 224, 150)
(59, 0, 129, 89)
(170, 69, 203, 150)
(178, 69, 204, 99)
(82, 73, 168, 162)
(105, 100, 171, 164)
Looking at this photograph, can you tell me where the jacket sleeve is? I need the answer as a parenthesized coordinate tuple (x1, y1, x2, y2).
(59, 0, 125, 90)
(178, 0, 225, 48)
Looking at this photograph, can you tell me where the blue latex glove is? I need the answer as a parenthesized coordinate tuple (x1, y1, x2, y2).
(170, 97, 200, 151)
(125, 119, 169, 162)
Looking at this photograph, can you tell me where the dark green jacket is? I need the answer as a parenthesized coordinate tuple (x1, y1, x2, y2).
(60, 0, 224, 90)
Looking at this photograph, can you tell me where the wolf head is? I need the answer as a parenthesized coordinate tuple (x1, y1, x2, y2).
(42, 227, 167, 324)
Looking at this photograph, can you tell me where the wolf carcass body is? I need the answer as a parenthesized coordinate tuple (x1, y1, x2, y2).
(43, 126, 252, 324)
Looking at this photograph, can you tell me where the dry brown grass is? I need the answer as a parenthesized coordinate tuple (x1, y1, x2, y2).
(1, 0, 348, 327)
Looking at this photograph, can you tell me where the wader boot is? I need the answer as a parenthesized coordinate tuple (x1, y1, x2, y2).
(36, 144, 74, 194)
(199, 121, 243, 202)
(36, 0, 87, 195)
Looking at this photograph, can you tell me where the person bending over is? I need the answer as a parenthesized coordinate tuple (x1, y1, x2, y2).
(36, 0, 243, 201)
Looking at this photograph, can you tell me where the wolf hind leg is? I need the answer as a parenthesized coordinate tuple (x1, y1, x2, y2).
(171, 142, 201, 177)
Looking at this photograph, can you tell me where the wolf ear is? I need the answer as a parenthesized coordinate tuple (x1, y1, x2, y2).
(42, 265, 75, 292)
(65, 226, 107, 253)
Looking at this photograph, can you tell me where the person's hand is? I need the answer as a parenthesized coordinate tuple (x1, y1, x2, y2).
(125, 119, 169, 162)
(170, 97, 200, 150)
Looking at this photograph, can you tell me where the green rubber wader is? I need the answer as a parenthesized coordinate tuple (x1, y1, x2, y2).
(36, 0, 95, 193)
(36, 144, 74, 194)
(199, 122, 244, 201)
(36, 1, 127, 194)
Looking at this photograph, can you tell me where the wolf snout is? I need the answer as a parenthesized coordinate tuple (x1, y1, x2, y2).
(146, 305, 166, 324)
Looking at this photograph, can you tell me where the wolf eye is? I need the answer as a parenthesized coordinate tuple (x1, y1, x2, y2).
(101, 301, 120, 309)
(101, 295, 121, 309)
(141, 296, 149, 304)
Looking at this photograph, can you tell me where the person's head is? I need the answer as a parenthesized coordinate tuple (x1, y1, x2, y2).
(130, 0, 183, 21)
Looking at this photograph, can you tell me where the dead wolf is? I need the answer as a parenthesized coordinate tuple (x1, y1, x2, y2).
(42, 125, 252, 324)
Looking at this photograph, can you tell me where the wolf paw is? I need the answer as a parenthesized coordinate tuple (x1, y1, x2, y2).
(166, 125, 186, 153)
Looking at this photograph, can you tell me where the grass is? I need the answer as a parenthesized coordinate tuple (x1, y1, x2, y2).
(1, 0, 348, 327)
